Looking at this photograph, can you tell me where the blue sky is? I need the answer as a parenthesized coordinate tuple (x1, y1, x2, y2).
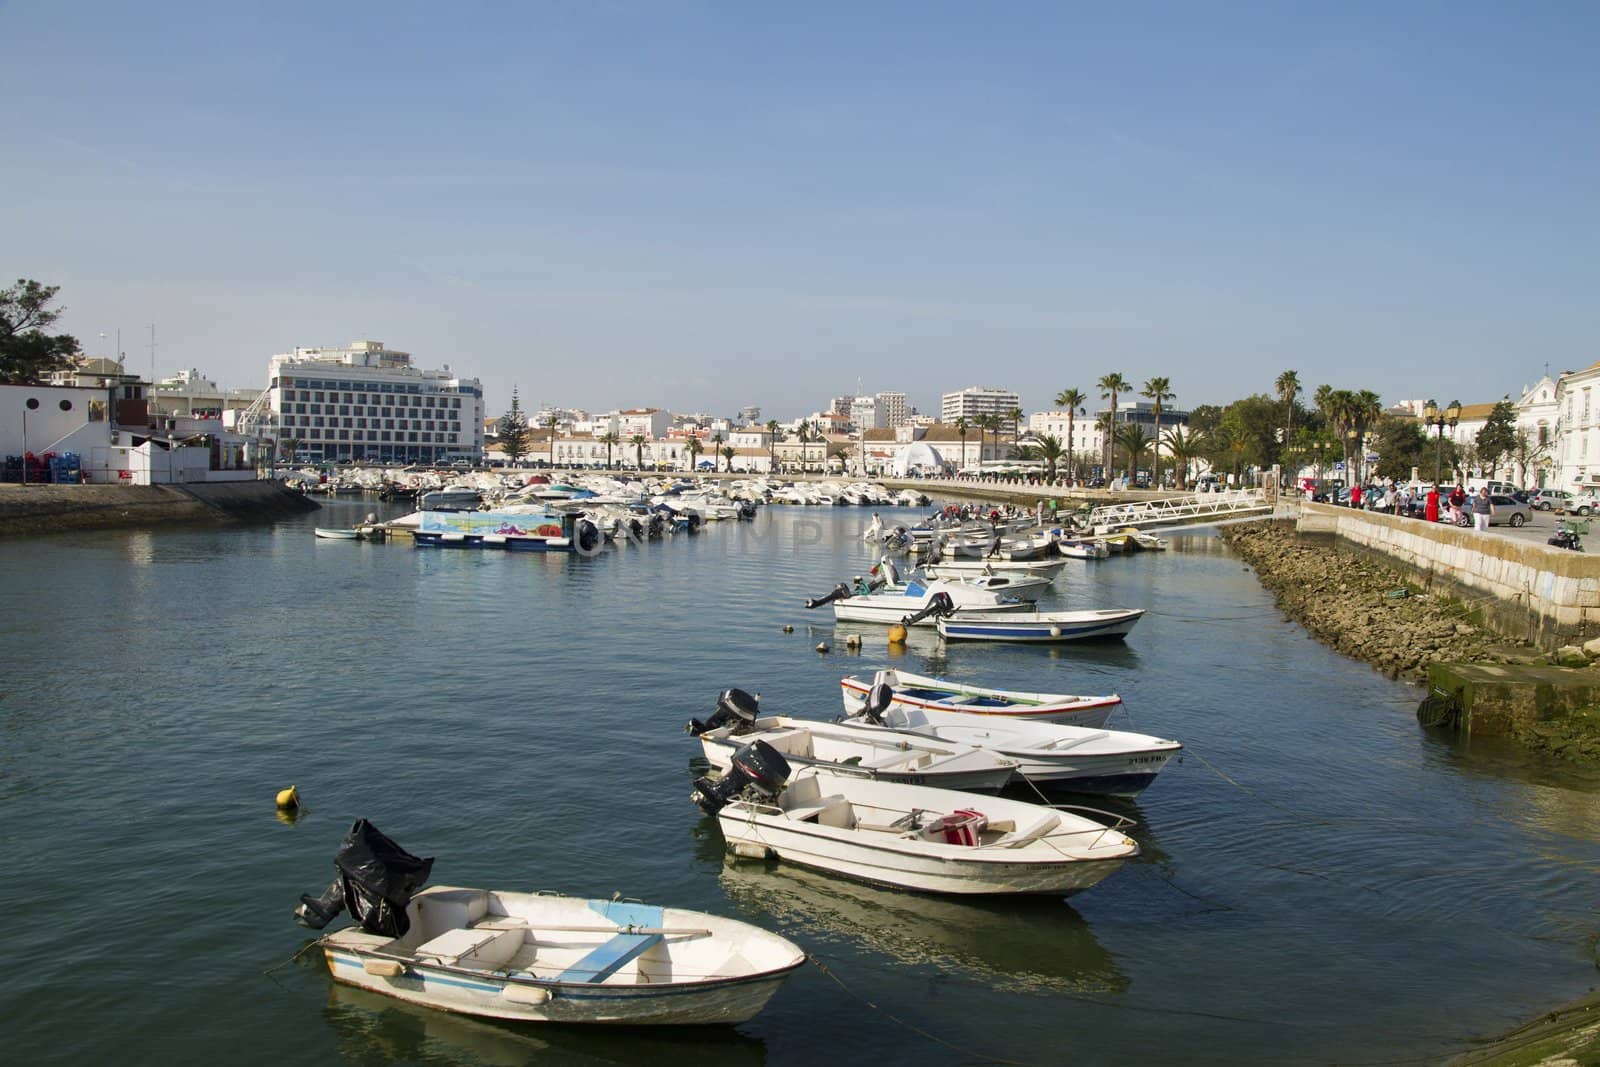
(4, 1, 1595, 420)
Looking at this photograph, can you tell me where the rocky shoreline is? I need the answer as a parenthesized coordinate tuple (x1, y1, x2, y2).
(1219, 521, 1521, 683)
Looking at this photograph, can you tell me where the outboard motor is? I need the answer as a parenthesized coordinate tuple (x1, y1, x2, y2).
(294, 819, 434, 937)
(575, 517, 600, 553)
(687, 687, 761, 736)
(1549, 522, 1584, 551)
(691, 740, 792, 814)
(804, 582, 853, 609)
(859, 682, 894, 725)
(899, 591, 956, 627)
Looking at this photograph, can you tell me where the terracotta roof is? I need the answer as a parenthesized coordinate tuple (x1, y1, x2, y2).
(863, 428, 897, 441)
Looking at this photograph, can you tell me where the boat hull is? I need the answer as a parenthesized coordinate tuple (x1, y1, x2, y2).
(323, 949, 794, 1025)
(832, 600, 1030, 625)
(839, 674, 1119, 727)
(937, 609, 1143, 643)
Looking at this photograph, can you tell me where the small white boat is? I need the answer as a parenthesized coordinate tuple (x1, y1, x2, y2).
(936, 608, 1144, 643)
(1058, 540, 1109, 560)
(804, 578, 1030, 626)
(840, 669, 1120, 727)
(298, 822, 803, 1026)
(314, 527, 361, 540)
(688, 689, 1018, 793)
(697, 751, 1138, 896)
(922, 557, 1068, 578)
(871, 557, 1051, 603)
(843, 689, 1180, 798)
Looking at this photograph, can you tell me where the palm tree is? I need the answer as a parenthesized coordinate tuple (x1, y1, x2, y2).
(1141, 377, 1174, 488)
(1035, 434, 1064, 481)
(1007, 406, 1024, 456)
(720, 445, 735, 472)
(1163, 426, 1203, 489)
(1098, 373, 1128, 478)
(546, 413, 560, 469)
(629, 433, 646, 471)
(1116, 424, 1152, 483)
(684, 436, 703, 471)
(598, 430, 620, 470)
(1275, 370, 1301, 456)
(955, 416, 970, 472)
(710, 432, 726, 472)
(764, 419, 780, 473)
(981, 414, 1003, 469)
(1055, 388, 1086, 483)
(1095, 412, 1114, 480)
(793, 423, 810, 473)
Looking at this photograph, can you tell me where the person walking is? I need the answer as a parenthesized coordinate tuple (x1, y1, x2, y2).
(1448, 484, 1467, 524)
(1471, 487, 1494, 532)
(1350, 483, 1363, 510)
(1425, 484, 1440, 523)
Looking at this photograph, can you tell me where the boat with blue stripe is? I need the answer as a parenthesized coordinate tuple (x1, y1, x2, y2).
(315, 885, 804, 1025)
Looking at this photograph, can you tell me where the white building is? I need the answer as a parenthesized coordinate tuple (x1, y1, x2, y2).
(1515, 376, 1558, 488)
(1028, 410, 1105, 464)
(1554, 363, 1600, 489)
(876, 391, 909, 429)
(941, 386, 1021, 429)
(850, 395, 884, 431)
(241, 340, 484, 464)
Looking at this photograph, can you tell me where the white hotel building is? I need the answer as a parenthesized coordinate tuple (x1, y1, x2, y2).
(941, 386, 1021, 430)
(246, 341, 484, 464)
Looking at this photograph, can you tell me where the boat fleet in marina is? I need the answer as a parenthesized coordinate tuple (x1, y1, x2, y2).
(290, 485, 1187, 1028)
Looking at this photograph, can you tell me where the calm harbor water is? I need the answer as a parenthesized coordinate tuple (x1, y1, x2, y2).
(4, 501, 1599, 1065)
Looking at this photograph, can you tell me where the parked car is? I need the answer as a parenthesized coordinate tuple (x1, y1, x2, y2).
(1566, 492, 1600, 516)
(1531, 489, 1572, 511)
(1485, 494, 1531, 527)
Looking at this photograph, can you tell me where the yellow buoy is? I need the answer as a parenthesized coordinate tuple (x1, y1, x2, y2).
(275, 785, 300, 810)
(887, 624, 908, 644)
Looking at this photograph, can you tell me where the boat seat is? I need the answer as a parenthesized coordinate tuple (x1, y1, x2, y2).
(785, 794, 851, 824)
(414, 927, 505, 965)
(859, 750, 920, 771)
(471, 915, 530, 932)
(999, 812, 1061, 848)
(556, 932, 664, 984)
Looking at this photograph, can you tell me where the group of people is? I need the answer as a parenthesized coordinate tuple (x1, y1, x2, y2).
(1338, 481, 1495, 531)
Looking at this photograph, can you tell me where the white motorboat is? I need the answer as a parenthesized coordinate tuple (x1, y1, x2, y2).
(803, 578, 1030, 626)
(688, 689, 1017, 793)
(1059, 539, 1110, 560)
(843, 686, 1180, 797)
(936, 608, 1144, 643)
(297, 822, 804, 1025)
(695, 748, 1138, 895)
(871, 557, 1051, 603)
(314, 527, 361, 540)
(839, 669, 1120, 727)
(922, 557, 1068, 578)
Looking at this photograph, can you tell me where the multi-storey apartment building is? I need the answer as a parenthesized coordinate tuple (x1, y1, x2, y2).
(940, 386, 1021, 430)
(249, 340, 484, 463)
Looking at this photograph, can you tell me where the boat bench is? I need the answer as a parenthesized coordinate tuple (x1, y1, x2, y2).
(859, 750, 922, 771)
(555, 932, 663, 984)
(785, 794, 853, 827)
(414, 925, 525, 968)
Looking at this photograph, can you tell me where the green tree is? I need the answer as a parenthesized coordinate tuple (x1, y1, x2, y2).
(954, 416, 970, 471)
(980, 414, 1003, 467)
(1055, 387, 1087, 482)
(545, 413, 560, 468)
(765, 419, 781, 472)
(1142, 376, 1174, 488)
(710, 431, 726, 472)
(1275, 370, 1301, 454)
(1508, 427, 1548, 487)
(1007, 406, 1024, 456)
(496, 387, 530, 465)
(598, 430, 620, 469)
(1369, 413, 1434, 482)
(0, 279, 80, 385)
(720, 445, 735, 472)
(1162, 426, 1205, 489)
(1034, 434, 1064, 480)
(1476, 399, 1518, 479)
(1116, 424, 1152, 480)
(629, 433, 647, 470)
(1097, 373, 1128, 475)
(684, 436, 703, 471)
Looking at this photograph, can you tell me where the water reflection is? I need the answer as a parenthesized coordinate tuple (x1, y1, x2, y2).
(717, 861, 1126, 996)
(323, 982, 767, 1066)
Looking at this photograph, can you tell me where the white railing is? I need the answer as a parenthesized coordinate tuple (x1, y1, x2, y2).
(1085, 489, 1272, 529)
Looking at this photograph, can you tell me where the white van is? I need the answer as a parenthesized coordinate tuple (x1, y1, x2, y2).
(1466, 478, 1519, 496)
(1195, 473, 1222, 493)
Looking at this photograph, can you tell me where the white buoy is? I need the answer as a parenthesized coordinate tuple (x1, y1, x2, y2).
(816, 641, 829, 653)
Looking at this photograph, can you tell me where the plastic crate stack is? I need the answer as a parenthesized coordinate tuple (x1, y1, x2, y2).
(49, 452, 82, 484)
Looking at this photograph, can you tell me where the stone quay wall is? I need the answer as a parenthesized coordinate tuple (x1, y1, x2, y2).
(1296, 502, 1600, 650)
(0, 481, 319, 536)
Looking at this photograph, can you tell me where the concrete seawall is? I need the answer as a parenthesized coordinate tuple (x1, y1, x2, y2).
(1297, 502, 1600, 650)
(0, 481, 320, 536)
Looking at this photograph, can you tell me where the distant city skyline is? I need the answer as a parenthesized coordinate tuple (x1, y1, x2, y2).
(6, 3, 1594, 419)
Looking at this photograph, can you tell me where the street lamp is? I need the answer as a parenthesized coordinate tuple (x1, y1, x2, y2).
(1423, 399, 1461, 483)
